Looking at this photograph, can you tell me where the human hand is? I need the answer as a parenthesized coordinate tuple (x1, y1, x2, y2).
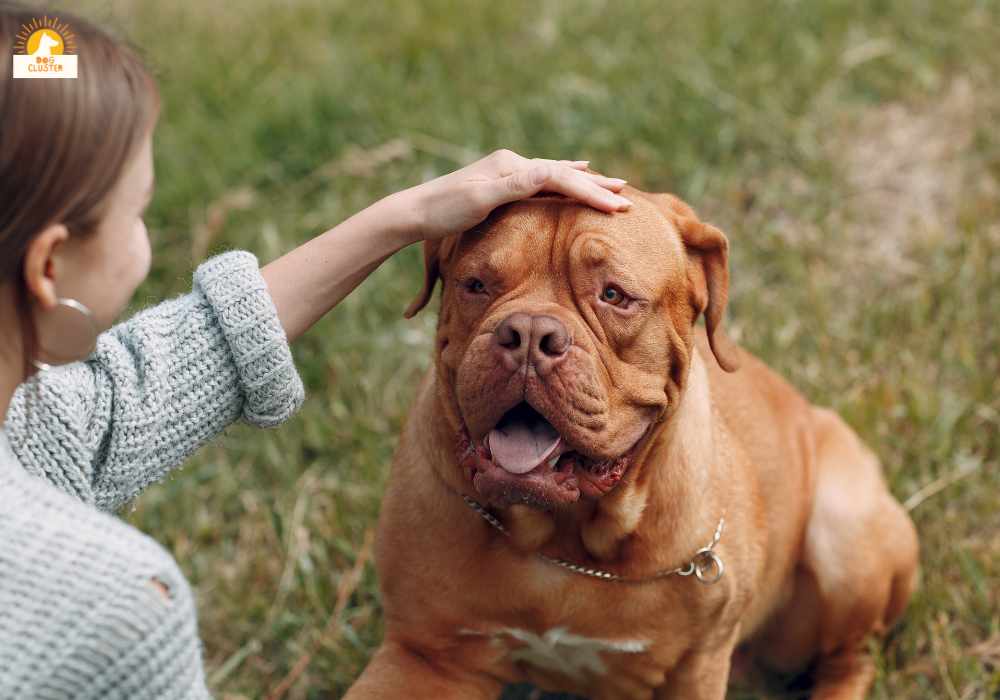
(401, 149, 632, 243)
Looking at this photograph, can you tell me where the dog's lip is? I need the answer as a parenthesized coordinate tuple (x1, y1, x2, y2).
(455, 403, 653, 509)
(470, 445, 583, 508)
(471, 399, 651, 471)
(476, 448, 575, 485)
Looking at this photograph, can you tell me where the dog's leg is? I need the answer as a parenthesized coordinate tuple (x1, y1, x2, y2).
(654, 633, 737, 700)
(786, 408, 917, 699)
(344, 641, 502, 700)
(810, 646, 876, 700)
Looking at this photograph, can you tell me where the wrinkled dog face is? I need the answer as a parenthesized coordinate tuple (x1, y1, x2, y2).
(406, 192, 733, 510)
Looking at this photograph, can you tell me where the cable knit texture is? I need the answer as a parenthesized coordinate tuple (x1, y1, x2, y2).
(0, 251, 305, 699)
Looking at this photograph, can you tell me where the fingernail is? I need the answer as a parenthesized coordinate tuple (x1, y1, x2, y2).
(576, 160, 590, 166)
(616, 196, 633, 209)
(611, 178, 628, 184)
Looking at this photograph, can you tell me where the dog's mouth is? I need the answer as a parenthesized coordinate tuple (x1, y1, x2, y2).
(456, 402, 639, 510)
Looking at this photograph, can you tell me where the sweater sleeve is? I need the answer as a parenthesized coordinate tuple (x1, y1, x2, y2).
(3, 251, 305, 511)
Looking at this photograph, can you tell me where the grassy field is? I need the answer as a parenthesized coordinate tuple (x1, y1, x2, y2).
(67, 0, 1000, 697)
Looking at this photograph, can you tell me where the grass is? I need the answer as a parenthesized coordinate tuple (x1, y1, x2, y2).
(62, 0, 1000, 697)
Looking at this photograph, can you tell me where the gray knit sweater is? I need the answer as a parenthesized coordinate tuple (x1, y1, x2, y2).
(0, 251, 305, 699)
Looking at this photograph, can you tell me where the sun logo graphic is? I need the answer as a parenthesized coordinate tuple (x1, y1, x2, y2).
(12, 15, 77, 79)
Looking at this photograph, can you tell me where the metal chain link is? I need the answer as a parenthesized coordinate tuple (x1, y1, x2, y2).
(462, 495, 726, 585)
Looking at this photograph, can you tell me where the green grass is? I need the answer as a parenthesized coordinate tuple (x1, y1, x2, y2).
(66, 0, 1000, 697)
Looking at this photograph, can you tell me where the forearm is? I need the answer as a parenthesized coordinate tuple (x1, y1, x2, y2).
(262, 190, 420, 343)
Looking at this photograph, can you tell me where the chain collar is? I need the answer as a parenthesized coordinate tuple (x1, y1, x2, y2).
(461, 495, 726, 585)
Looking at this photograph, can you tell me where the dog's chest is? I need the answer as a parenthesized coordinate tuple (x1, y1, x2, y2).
(461, 625, 650, 678)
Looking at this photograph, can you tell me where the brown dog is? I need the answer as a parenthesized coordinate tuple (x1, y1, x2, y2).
(344, 186, 919, 700)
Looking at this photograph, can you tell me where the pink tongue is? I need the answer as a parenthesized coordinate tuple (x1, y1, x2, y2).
(487, 407, 562, 474)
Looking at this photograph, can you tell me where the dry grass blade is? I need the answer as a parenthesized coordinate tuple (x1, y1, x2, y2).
(903, 457, 984, 512)
(966, 635, 1000, 670)
(190, 187, 257, 262)
(265, 527, 376, 700)
(317, 138, 414, 179)
(930, 617, 962, 700)
(264, 470, 318, 627)
(407, 131, 481, 165)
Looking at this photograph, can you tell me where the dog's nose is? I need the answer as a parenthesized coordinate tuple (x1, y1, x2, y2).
(532, 315, 571, 357)
(494, 313, 570, 372)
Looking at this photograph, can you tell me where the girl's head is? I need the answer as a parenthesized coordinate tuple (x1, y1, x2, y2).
(0, 3, 159, 373)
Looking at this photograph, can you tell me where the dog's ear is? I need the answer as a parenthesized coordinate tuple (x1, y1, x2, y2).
(675, 213, 739, 372)
(640, 192, 739, 372)
(403, 235, 460, 318)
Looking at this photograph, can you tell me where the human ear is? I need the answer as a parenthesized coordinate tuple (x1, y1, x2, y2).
(22, 224, 68, 310)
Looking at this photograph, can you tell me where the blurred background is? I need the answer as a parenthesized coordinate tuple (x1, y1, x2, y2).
(66, 0, 1000, 697)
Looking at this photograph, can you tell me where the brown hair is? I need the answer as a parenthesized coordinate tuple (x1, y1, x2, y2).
(0, 2, 160, 375)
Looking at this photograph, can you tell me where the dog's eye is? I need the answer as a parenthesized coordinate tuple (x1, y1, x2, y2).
(600, 284, 627, 306)
(464, 278, 487, 294)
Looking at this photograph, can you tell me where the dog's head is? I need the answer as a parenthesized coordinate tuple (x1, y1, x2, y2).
(405, 187, 738, 511)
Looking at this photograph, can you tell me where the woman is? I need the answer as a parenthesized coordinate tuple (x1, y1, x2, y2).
(0, 4, 631, 697)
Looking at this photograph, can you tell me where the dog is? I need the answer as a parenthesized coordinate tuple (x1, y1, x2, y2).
(344, 185, 919, 699)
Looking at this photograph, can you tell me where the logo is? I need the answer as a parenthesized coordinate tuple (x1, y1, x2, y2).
(12, 16, 77, 79)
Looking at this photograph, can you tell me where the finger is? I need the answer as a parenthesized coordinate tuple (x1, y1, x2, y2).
(497, 163, 632, 212)
(553, 160, 627, 188)
(581, 171, 628, 192)
(549, 169, 633, 212)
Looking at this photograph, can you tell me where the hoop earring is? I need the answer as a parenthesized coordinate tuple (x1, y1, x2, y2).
(32, 297, 99, 372)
